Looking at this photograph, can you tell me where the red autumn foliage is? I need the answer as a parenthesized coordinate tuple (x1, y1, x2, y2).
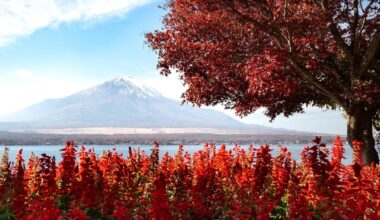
(0, 137, 378, 219)
(12, 149, 26, 217)
(146, 0, 380, 165)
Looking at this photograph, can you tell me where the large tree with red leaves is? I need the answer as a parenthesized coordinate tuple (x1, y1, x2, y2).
(146, 0, 380, 165)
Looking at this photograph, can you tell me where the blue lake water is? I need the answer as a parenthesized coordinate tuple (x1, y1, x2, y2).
(0, 143, 354, 165)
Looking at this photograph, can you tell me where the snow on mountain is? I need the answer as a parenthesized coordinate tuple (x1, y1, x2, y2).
(0, 77, 290, 133)
(79, 77, 159, 99)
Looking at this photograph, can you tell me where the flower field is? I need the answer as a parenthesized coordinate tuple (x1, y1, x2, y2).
(0, 137, 379, 219)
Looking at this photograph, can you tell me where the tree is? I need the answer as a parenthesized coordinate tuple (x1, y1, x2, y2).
(146, 0, 380, 165)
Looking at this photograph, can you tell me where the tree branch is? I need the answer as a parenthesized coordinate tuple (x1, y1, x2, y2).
(288, 58, 344, 105)
(321, 0, 354, 61)
(357, 0, 376, 38)
(283, 0, 288, 17)
(358, 30, 380, 78)
(351, 0, 359, 52)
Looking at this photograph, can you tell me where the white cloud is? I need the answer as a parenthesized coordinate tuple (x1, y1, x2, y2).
(0, 0, 151, 47)
(14, 69, 33, 79)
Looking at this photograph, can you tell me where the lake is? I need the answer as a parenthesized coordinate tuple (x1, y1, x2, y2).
(0, 143, 355, 165)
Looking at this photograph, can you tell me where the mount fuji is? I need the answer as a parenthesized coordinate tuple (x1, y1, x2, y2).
(0, 77, 291, 134)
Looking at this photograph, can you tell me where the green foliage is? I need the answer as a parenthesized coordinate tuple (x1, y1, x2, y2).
(85, 207, 103, 220)
(57, 195, 71, 212)
(270, 196, 288, 220)
(0, 208, 14, 220)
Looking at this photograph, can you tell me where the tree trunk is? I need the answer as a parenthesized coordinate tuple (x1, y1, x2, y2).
(347, 106, 379, 165)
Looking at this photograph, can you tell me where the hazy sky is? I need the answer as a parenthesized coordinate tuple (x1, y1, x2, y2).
(0, 0, 346, 134)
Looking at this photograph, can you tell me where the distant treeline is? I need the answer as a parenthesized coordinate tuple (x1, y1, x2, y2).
(0, 131, 337, 146)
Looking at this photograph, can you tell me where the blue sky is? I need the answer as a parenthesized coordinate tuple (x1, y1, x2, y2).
(0, 0, 163, 81)
(0, 0, 346, 134)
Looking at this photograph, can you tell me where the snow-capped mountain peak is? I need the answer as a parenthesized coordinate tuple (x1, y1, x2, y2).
(79, 77, 160, 99)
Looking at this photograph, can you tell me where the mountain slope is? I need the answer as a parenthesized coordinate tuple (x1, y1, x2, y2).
(0, 77, 282, 133)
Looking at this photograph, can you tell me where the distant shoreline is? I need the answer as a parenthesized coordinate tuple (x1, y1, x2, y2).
(0, 131, 339, 146)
